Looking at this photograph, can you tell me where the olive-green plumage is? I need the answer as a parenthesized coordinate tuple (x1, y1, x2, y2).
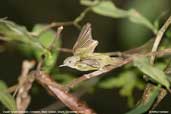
(60, 23, 122, 71)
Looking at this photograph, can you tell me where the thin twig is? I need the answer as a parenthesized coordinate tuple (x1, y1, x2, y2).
(150, 16, 171, 63)
(7, 84, 18, 93)
(31, 21, 73, 36)
(49, 26, 63, 50)
(73, 8, 91, 28)
(149, 16, 171, 111)
(16, 60, 35, 113)
(58, 48, 73, 53)
(138, 15, 171, 113)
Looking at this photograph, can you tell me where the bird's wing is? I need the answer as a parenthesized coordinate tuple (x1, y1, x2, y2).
(73, 23, 98, 56)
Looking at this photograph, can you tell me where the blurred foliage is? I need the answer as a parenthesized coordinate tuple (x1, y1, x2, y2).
(31, 25, 61, 72)
(81, 0, 157, 33)
(0, 80, 17, 111)
(50, 69, 75, 84)
(133, 57, 170, 90)
(0, 19, 61, 72)
(119, 0, 170, 49)
(125, 85, 160, 114)
(99, 70, 144, 107)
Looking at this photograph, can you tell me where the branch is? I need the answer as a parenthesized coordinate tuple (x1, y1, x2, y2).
(137, 15, 171, 112)
(40, 86, 91, 111)
(7, 84, 18, 93)
(49, 26, 63, 50)
(151, 15, 171, 63)
(58, 48, 73, 53)
(35, 71, 96, 114)
(149, 16, 171, 111)
(73, 8, 91, 28)
(30, 21, 74, 36)
(16, 60, 35, 113)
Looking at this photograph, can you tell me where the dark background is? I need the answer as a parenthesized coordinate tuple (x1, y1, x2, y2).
(0, 0, 171, 114)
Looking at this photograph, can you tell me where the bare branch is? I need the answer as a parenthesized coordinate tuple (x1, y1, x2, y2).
(73, 8, 91, 28)
(58, 48, 73, 53)
(49, 26, 63, 50)
(40, 88, 88, 111)
(151, 15, 171, 63)
(149, 16, 171, 110)
(138, 15, 171, 112)
(31, 21, 73, 36)
(35, 71, 96, 114)
(7, 84, 18, 93)
(16, 60, 35, 113)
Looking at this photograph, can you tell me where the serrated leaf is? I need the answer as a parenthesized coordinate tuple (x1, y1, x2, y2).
(0, 80, 17, 111)
(133, 57, 170, 89)
(125, 85, 160, 114)
(81, 0, 157, 33)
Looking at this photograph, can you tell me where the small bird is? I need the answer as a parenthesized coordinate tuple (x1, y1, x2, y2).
(60, 23, 123, 71)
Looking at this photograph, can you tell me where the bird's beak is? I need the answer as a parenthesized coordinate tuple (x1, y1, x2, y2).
(59, 64, 67, 67)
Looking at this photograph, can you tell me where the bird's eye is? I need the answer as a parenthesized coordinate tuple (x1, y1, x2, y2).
(68, 61, 72, 63)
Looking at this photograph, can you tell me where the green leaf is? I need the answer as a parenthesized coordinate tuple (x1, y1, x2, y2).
(0, 19, 43, 48)
(0, 19, 31, 42)
(50, 69, 75, 84)
(31, 25, 61, 72)
(0, 19, 45, 56)
(91, 1, 128, 18)
(125, 85, 160, 114)
(0, 80, 17, 111)
(133, 57, 170, 89)
(0, 19, 61, 72)
(32, 25, 57, 48)
(99, 71, 144, 107)
(128, 9, 157, 33)
(81, 0, 157, 33)
(54, 73, 75, 84)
